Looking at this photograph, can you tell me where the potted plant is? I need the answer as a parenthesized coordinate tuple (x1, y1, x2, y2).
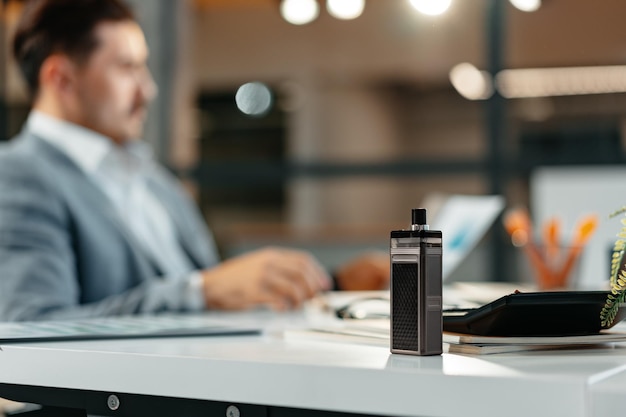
(600, 207, 626, 327)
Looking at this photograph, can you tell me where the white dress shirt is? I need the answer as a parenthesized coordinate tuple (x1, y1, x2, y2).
(27, 111, 206, 311)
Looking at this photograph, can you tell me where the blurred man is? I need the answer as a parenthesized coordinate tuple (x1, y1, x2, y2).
(0, 0, 388, 321)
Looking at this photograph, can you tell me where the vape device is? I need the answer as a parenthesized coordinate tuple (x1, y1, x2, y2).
(390, 208, 443, 356)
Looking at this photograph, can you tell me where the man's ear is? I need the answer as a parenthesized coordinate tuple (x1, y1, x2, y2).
(38, 54, 77, 95)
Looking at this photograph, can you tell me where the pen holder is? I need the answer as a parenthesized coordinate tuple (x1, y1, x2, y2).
(521, 244, 583, 290)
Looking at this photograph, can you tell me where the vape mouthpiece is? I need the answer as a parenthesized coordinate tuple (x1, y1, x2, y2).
(411, 208, 429, 230)
(411, 208, 427, 226)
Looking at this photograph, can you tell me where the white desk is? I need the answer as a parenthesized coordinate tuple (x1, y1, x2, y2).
(1, 309, 626, 417)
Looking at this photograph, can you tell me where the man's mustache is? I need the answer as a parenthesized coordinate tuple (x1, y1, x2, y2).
(129, 101, 148, 116)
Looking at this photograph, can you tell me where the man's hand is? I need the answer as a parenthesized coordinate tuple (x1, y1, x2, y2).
(201, 247, 331, 311)
(334, 252, 390, 291)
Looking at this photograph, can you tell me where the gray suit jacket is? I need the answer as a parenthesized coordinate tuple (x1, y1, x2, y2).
(0, 131, 219, 321)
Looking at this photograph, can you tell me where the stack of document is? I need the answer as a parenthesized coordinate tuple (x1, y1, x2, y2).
(284, 319, 626, 355)
(282, 320, 389, 347)
(442, 331, 626, 355)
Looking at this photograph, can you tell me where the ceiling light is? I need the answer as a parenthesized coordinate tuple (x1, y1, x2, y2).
(496, 65, 626, 98)
(509, 0, 541, 12)
(235, 82, 273, 116)
(409, 0, 452, 16)
(327, 0, 366, 20)
(449, 63, 494, 100)
(280, 0, 320, 25)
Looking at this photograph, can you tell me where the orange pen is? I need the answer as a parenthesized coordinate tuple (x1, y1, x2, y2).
(503, 208, 553, 289)
(553, 214, 598, 288)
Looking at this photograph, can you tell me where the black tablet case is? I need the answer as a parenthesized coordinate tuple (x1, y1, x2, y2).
(443, 291, 626, 337)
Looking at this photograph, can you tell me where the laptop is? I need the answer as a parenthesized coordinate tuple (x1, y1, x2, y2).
(426, 194, 505, 280)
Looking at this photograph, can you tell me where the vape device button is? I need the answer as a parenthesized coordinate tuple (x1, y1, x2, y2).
(427, 296, 442, 311)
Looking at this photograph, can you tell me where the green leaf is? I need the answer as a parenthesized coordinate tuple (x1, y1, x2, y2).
(601, 210, 626, 327)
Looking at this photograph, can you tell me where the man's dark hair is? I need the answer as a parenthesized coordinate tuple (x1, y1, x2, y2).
(12, 0, 135, 96)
